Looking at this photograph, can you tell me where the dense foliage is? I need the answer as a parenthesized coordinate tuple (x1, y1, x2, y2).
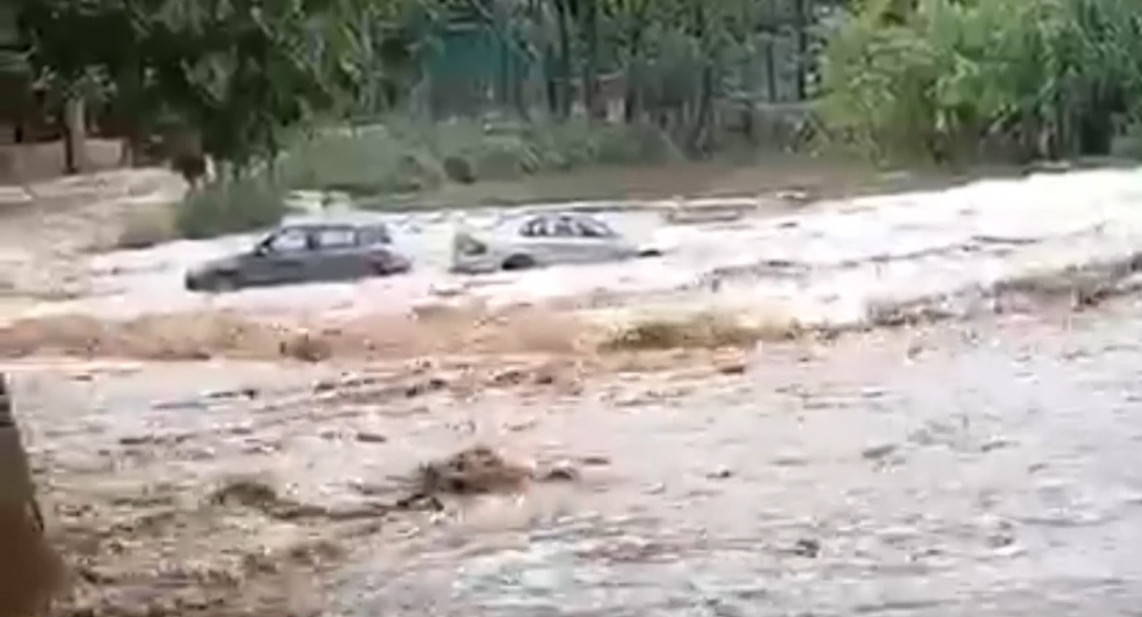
(17, 0, 367, 169)
(817, 0, 1142, 162)
(16, 0, 827, 170)
(13, 0, 1142, 240)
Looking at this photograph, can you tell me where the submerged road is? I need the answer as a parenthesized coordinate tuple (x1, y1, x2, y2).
(14, 299, 1142, 616)
(10, 165, 1142, 615)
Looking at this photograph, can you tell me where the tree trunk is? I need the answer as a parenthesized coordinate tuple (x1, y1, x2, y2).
(61, 96, 88, 175)
(545, 45, 560, 115)
(118, 139, 132, 167)
(0, 373, 66, 617)
(119, 124, 145, 168)
(1051, 86, 1067, 159)
(623, 74, 638, 122)
(360, 12, 377, 115)
(113, 62, 147, 168)
(793, 0, 808, 101)
(687, 2, 713, 154)
(513, 67, 529, 120)
(689, 64, 714, 154)
(622, 0, 656, 124)
(554, 0, 573, 118)
(622, 19, 646, 122)
(764, 36, 777, 102)
(581, 0, 602, 119)
(1077, 84, 1117, 156)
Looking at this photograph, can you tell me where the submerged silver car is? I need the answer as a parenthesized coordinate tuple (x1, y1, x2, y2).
(450, 212, 662, 274)
(185, 216, 412, 292)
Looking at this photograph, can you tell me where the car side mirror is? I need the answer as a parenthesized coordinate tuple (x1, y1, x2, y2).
(253, 243, 270, 257)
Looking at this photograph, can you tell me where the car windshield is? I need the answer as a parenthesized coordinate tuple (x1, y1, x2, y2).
(518, 215, 614, 238)
(552, 217, 577, 237)
(577, 217, 614, 238)
(261, 227, 309, 253)
(519, 217, 550, 237)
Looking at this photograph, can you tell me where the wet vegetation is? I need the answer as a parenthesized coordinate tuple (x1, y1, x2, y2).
(819, 0, 1142, 165)
(4, 4, 1142, 616)
(9, 0, 1142, 238)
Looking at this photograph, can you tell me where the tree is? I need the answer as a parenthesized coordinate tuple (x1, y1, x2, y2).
(18, 0, 374, 176)
(817, 0, 1142, 163)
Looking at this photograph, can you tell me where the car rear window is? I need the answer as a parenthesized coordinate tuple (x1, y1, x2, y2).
(314, 227, 358, 249)
(576, 218, 613, 237)
(358, 225, 391, 245)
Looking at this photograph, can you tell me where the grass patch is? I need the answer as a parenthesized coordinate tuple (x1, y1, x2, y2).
(175, 175, 288, 240)
(279, 117, 683, 199)
(172, 117, 689, 239)
(170, 115, 791, 239)
(278, 125, 445, 195)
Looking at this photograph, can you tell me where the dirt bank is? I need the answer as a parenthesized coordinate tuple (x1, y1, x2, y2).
(0, 168, 187, 301)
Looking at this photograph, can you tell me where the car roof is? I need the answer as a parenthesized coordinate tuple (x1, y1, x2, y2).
(279, 212, 390, 229)
(497, 211, 604, 228)
(525, 211, 599, 220)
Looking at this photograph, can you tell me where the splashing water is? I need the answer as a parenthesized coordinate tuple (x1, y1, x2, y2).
(12, 166, 1142, 339)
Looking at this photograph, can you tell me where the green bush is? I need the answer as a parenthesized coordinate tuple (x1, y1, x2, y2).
(173, 117, 692, 239)
(818, 0, 1142, 163)
(442, 155, 477, 183)
(277, 126, 444, 195)
(275, 116, 681, 197)
(1111, 121, 1142, 159)
(521, 120, 595, 170)
(593, 122, 682, 165)
(468, 135, 542, 180)
(176, 175, 287, 239)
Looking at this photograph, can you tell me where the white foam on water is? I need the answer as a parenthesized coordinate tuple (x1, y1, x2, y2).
(12, 166, 1142, 331)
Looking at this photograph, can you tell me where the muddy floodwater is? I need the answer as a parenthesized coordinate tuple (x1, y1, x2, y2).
(9, 165, 1142, 616)
(18, 166, 1142, 329)
(13, 298, 1142, 616)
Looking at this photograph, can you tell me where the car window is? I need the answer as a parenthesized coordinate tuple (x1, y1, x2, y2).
(314, 226, 358, 250)
(267, 228, 309, 253)
(520, 217, 550, 237)
(552, 217, 577, 237)
(358, 225, 391, 245)
(576, 217, 614, 238)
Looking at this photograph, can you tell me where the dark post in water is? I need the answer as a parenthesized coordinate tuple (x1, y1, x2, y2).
(0, 373, 64, 617)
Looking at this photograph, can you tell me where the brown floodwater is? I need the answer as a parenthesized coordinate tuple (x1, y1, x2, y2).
(13, 293, 1142, 616)
(9, 164, 1142, 616)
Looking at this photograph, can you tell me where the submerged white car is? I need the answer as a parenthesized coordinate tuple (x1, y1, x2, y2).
(450, 212, 663, 273)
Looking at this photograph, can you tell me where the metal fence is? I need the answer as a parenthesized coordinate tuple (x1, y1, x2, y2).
(411, 1, 831, 121)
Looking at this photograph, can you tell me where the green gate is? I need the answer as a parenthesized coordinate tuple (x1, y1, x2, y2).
(423, 21, 531, 117)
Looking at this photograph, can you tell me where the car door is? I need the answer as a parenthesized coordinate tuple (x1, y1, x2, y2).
(356, 224, 407, 275)
(572, 216, 633, 263)
(536, 215, 595, 264)
(513, 216, 557, 265)
(307, 225, 369, 282)
(241, 226, 310, 286)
